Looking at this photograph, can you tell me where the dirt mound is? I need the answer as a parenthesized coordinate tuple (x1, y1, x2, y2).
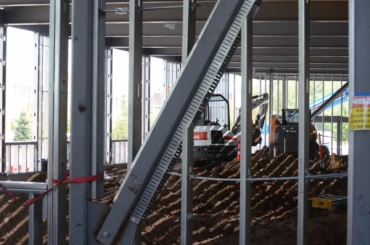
(0, 153, 347, 245)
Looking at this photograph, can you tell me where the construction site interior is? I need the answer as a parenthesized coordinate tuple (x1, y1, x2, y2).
(0, 0, 368, 245)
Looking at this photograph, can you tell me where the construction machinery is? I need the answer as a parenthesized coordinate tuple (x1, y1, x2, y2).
(269, 109, 330, 160)
(193, 93, 268, 164)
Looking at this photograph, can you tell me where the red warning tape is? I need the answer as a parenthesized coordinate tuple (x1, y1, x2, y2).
(0, 183, 19, 204)
(21, 170, 104, 207)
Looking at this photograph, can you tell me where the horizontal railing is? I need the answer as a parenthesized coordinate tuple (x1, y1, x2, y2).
(4, 141, 38, 174)
(111, 139, 128, 164)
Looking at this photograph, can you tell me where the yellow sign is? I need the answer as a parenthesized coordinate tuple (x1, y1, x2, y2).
(349, 94, 370, 131)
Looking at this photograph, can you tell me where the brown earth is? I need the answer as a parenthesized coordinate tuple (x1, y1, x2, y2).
(0, 148, 348, 244)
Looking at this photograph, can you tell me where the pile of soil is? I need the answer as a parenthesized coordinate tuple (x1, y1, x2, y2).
(0, 149, 348, 245)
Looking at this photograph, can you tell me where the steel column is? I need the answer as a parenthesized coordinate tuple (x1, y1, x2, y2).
(142, 56, 150, 140)
(0, 24, 5, 173)
(37, 36, 44, 172)
(181, 1, 196, 244)
(297, 0, 310, 243)
(128, 0, 143, 170)
(105, 49, 113, 165)
(91, 0, 106, 199)
(47, 0, 69, 244)
(240, 16, 252, 245)
(29, 193, 43, 245)
(347, 0, 370, 243)
(70, 0, 98, 243)
(32, 33, 39, 146)
(181, 0, 196, 65)
(181, 124, 194, 245)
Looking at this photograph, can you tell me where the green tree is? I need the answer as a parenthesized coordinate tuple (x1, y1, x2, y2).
(13, 111, 32, 141)
(112, 96, 128, 140)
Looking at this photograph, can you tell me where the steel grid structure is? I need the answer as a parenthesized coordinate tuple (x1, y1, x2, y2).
(0, 0, 368, 245)
(0, 0, 349, 74)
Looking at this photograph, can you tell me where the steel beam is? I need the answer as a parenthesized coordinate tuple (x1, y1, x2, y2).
(240, 16, 252, 245)
(347, 0, 370, 243)
(144, 46, 348, 57)
(297, 0, 309, 243)
(47, 0, 69, 244)
(2, 2, 348, 24)
(127, 0, 143, 170)
(12, 21, 349, 38)
(107, 35, 349, 48)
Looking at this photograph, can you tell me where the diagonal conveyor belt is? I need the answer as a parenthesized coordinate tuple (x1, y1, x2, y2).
(97, 0, 261, 244)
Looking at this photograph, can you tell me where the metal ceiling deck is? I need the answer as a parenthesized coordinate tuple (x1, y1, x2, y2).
(0, 0, 349, 73)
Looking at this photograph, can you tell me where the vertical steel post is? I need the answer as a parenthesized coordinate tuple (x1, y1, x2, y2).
(128, 0, 143, 170)
(47, 0, 69, 244)
(91, 0, 106, 199)
(70, 0, 93, 243)
(33, 33, 40, 145)
(269, 73, 273, 117)
(347, 0, 370, 243)
(297, 0, 310, 243)
(29, 193, 43, 245)
(142, 56, 150, 139)
(182, 0, 196, 65)
(105, 49, 113, 165)
(331, 76, 334, 152)
(282, 75, 287, 109)
(0, 22, 5, 173)
(240, 16, 253, 245)
(37, 36, 44, 172)
(181, 1, 196, 244)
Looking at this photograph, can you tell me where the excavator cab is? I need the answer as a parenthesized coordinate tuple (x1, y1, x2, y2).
(202, 94, 230, 129)
(269, 109, 329, 160)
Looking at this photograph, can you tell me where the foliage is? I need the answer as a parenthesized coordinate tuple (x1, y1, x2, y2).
(13, 110, 32, 141)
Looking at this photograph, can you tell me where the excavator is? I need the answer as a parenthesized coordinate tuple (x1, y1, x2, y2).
(269, 109, 330, 163)
(269, 82, 349, 163)
(192, 93, 268, 164)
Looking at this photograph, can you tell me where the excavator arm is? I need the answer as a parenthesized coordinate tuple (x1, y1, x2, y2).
(231, 93, 269, 135)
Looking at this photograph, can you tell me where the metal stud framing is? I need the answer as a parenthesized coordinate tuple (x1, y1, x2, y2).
(47, 0, 69, 244)
(128, 0, 143, 170)
(181, 1, 196, 244)
(142, 56, 150, 140)
(0, 23, 5, 173)
(105, 49, 113, 165)
(240, 15, 253, 245)
(297, 0, 310, 243)
(347, 0, 370, 243)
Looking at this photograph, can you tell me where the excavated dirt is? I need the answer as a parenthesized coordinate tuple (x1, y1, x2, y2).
(0, 148, 348, 244)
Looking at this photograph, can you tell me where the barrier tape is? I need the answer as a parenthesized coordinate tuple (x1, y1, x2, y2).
(0, 183, 19, 203)
(0, 171, 104, 207)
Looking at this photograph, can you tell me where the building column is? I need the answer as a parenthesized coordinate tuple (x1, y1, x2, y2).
(347, 0, 370, 243)
(69, 0, 106, 243)
(297, 0, 310, 243)
(181, 1, 196, 244)
(239, 16, 253, 245)
(47, 0, 69, 244)
(128, 0, 143, 170)
(0, 14, 5, 174)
